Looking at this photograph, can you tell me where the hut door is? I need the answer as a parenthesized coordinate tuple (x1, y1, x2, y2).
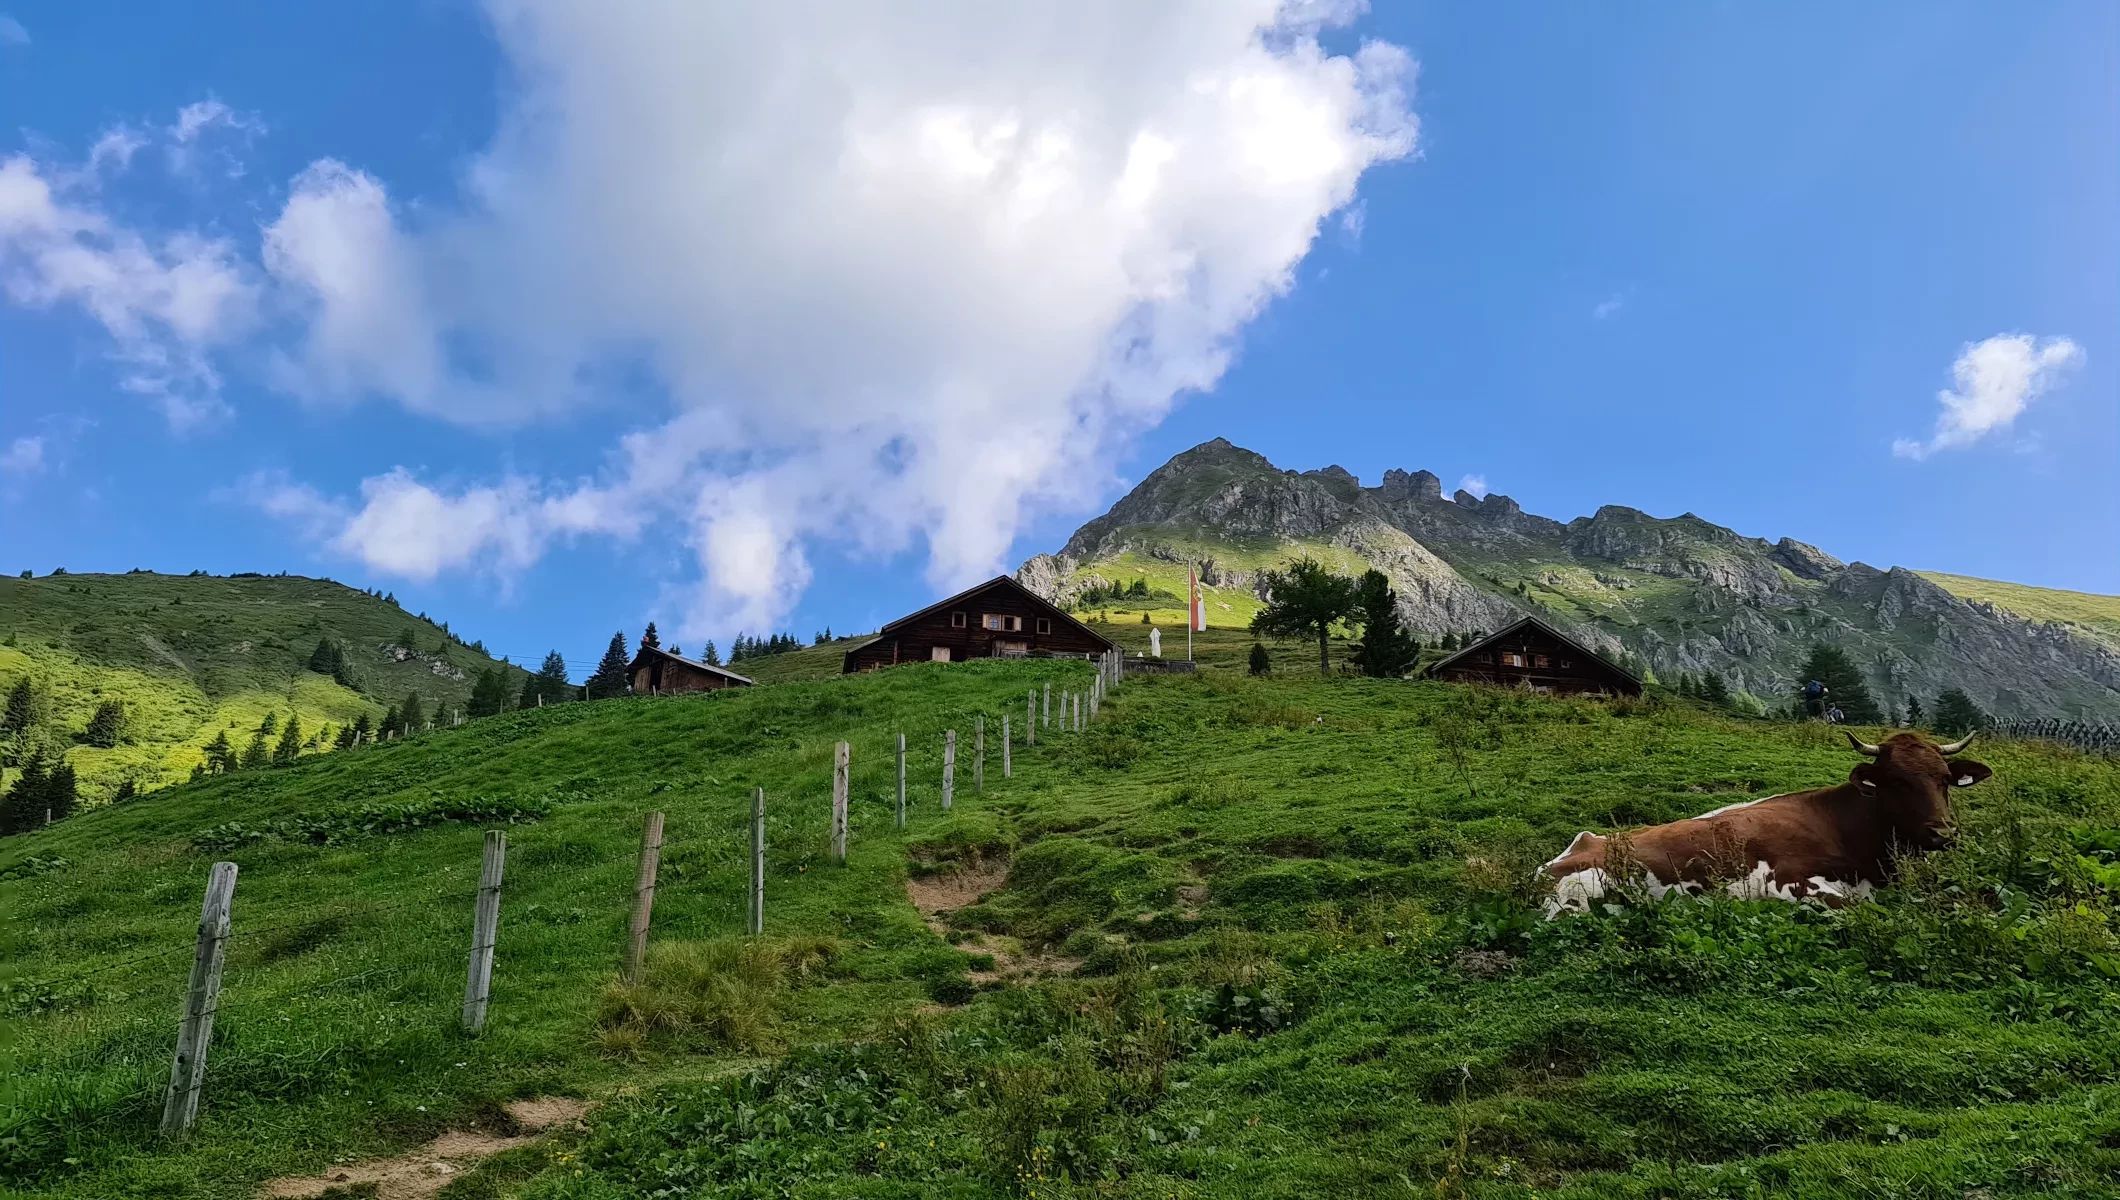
(930, 646, 951, 662)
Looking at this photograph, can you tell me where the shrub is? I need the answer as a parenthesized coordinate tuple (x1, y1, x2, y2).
(595, 936, 840, 1055)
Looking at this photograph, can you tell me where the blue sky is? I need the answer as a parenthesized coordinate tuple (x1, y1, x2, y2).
(1, 2, 2112, 679)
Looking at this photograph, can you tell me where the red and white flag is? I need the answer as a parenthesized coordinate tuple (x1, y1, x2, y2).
(1189, 564, 1207, 631)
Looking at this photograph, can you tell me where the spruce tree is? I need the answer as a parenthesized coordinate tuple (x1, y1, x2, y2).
(83, 700, 125, 748)
(274, 714, 304, 764)
(45, 760, 76, 822)
(587, 631, 632, 699)
(308, 638, 339, 673)
(1248, 642, 1272, 676)
(401, 693, 425, 732)
(379, 705, 402, 739)
(335, 723, 357, 749)
(1905, 694, 1925, 728)
(242, 729, 273, 770)
(1701, 673, 1732, 707)
(1794, 644, 1882, 723)
(352, 712, 375, 744)
(259, 711, 278, 737)
(642, 622, 661, 650)
(3, 677, 34, 734)
(536, 652, 571, 705)
(0, 756, 47, 834)
(519, 672, 542, 710)
(703, 640, 720, 666)
(204, 730, 236, 774)
(468, 669, 506, 718)
(1932, 689, 1987, 737)
(1349, 570, 1418, 678)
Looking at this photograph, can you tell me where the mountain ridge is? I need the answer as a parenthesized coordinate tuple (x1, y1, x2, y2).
(1018, 438, 2120, 720)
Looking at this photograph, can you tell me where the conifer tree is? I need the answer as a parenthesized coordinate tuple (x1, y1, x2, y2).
(45, 759, 76, 822)
(308, 638, 339, 673)
(642, 622, 661, 650)
(0, 755, 47, 834)
(468, 668, 506, 718)
(703, 640, 720, 666)
(242, 729, 273, 770)
(379, 705, 402, 739)
(3, 677, 34, 735)
(1931, 689, 1987, 737)
(84, 700, 125, 748)
(335, 723, 357, 749)
(1701, 673, 1732, 707)
(204, 730, 236, 773)
(518, 672, 542, 710)
(587, 631, 632, 699)
(274, 714, 304, 764)
(1794, 644, 1881, 723)
(352, 712, 375, 744)
(536, 651, 571, 705)
(401, 693, 425, 732)
(1248, 642, 1272, 676)
(1349, 570, 1418, 678)
(1905, 693, 1925, 728)
(260, 711, 278, 737)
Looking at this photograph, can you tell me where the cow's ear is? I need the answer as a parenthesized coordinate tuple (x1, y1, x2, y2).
(1947, 759, 1991, 788)
(1849, 763, 1879, 793)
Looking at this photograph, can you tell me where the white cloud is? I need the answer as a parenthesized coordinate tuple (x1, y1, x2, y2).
(1456, 473, 1488, 499)
(1893, 333, 2084, 460)
(0, 435, 43, 474)
(1592, 291, 1626, 319)
(255, 0, 1417, 638)
(0, 151, 256, 424)
(0, 16, 27, 47)
(85, 127, 148, 176)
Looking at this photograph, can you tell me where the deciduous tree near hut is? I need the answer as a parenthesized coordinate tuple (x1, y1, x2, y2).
(1251, 556, 1357, 678)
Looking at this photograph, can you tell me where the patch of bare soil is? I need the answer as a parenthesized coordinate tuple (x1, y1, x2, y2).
(905, 863, 1080, 987)
(259, 1097, 591, 1200)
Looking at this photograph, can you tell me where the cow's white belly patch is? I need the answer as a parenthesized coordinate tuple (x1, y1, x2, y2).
(1545, 859, 1874, 917)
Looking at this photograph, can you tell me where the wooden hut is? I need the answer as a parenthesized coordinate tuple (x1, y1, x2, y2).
(627, 645, 755, 695)
(1424, 616, 1641, 697)
(842, 575, 1115, 672)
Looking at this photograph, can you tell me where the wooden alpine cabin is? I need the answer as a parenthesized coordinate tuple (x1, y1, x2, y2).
(1424, 615, 1641, 698)
(627, 645, 755, 695)
(843, 575, 1116, 673)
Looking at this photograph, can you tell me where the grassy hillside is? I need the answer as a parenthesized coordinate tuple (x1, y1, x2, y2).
(6, 661, 2119, 1197)
(1920, 572, 2120, 651)
(0, 572, 530, 803)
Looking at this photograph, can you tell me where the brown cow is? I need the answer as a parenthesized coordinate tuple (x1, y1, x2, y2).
(1540, 731, 1989, 915)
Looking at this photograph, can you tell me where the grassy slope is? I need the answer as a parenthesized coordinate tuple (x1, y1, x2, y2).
(1920, 572, 2120, 650)
(7, 656, 2120, 1197)
(0, 573, 530, 802)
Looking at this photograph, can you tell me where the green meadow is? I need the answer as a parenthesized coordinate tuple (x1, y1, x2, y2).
(4, 647, 2119, 1198)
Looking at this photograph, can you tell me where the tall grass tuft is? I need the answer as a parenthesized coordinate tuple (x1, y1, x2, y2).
(594, 936, 839, 1056)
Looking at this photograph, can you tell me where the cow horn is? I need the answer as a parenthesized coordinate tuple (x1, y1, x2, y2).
(1934, 731, 1975, 755)
(1844, 731, 1882, 756)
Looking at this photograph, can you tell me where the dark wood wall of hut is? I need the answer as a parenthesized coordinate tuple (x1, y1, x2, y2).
(843, 579, 1112, 672)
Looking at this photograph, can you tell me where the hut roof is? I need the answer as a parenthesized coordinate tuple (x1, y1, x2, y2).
(1423, 614, 1640, 688)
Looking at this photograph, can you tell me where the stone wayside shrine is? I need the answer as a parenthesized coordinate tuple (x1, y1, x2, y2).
(1424, 615, 1641, 697)
(843, 575, 1115, 672)
(627, 645, 755, 694)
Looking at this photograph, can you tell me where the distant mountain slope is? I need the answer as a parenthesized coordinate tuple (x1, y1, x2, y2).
(1019, 439, 2120, 721)
(0, 572, 531, 803)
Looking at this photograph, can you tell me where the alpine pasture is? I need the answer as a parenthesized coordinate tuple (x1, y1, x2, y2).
(4, 641, 2119, 1199)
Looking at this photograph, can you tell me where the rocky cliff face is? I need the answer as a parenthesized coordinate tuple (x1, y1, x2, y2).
(1018, 439, 2120, 721)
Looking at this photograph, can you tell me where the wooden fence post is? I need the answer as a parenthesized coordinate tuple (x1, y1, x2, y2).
(831, 741, 850, 865)
(749, 787, 765, 935)
(942, 730, 955, 810)
(160, 860, 237, 1138)
(975, 715, 985, 794)
(896, 733, 907, 828)
(622, 812, 664, 985)
(1027, 691, 1036, 746)
(1044, 682, 1051, 728)
(461, 830, 507, 1035)
(1003, 713, 1012, 778)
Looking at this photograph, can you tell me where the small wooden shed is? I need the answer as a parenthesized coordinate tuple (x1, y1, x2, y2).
(1424, 616, 1641, 697)
(842, 575, 1115, 672)
(627, 645, 755, 695)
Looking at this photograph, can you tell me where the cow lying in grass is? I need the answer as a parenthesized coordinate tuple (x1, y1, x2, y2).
(1541, 731, 1989, 916)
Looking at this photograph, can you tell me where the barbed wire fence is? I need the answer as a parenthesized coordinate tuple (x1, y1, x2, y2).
(4, 652, 1126, 1149)
(1990, 718, 2119, 756)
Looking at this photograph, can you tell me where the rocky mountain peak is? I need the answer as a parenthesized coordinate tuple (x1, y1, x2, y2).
(1379, 468, 1443, 502)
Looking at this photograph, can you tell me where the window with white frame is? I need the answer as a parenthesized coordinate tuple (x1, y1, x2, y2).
(983, 614, 1022, 632)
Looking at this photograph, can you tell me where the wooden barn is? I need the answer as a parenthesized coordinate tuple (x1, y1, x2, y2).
(1424, 616, 1641, 698)
(842, 575, 1115, 673)
(627, 645, 755, 695)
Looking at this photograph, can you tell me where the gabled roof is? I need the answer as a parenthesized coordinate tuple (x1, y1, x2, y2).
(1423, 614, 1640, 686)
(625, 643, 755, 687)
(875, 574, 1115, 650)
